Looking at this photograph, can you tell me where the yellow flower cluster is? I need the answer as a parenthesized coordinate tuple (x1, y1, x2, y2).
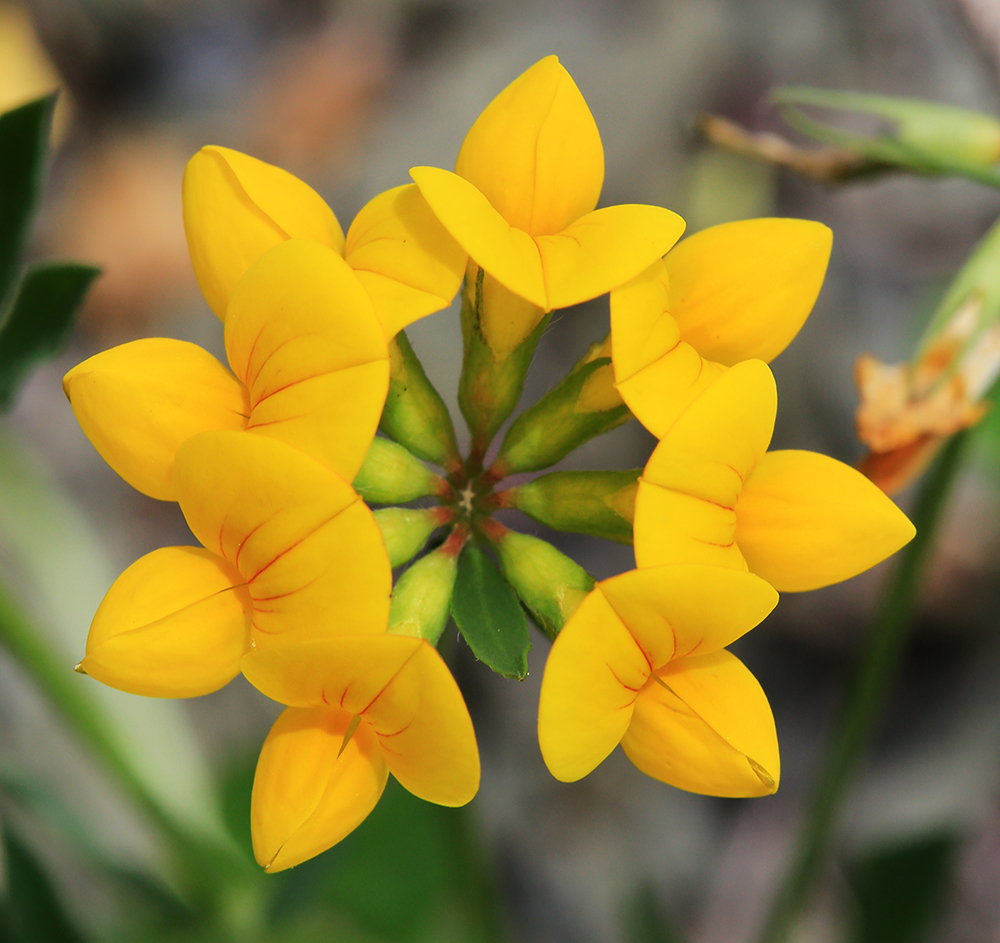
(63, 55, 915, 869)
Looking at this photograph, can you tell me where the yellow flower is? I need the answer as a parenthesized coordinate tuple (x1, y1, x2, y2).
(243, 634, 480, 872)
(410, 56, 685, 316)
(610, 217, 834, 437)
(634, 359, 916, 592)
(183, 145, 468, 338)
(79, 431, 391, 697)
(64, 239, 389, 501)
(537, 564, 779, 795)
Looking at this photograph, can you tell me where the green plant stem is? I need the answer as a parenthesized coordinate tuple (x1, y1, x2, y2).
(756, 432, 967, 943)
(0, 579, 254, 917)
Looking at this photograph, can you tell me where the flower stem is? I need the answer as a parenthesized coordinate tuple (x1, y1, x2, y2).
(0, 580, 253, 911)
(755, 431, 968, 943)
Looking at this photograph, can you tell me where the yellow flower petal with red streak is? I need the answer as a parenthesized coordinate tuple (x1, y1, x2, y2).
(536, 204, 685, 311)
(182, 146, 344, 319)
(736, 450, 916, 591)
(345, 184, 467, 338)
(225, 239, 389, 483)
(82, 546, 252, 698)
(665, 219, 832, 366)
(410, 166, 547, 307)
(174, 432, 391, 642)
(251, 705, 387, 872)
(634, 360, 776, 569)
(62, 339, 248, 502)
(242, 635, 480, 806)
(599, 565, 778, 665)
(537, 589, 650, 782)
(454, 55, 603, 236)
(610, 264, 724, 437)
(621, 651, 779, 797)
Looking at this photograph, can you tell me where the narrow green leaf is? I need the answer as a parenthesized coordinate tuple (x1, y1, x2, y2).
(1, 827, 88, 943)
(846, 832, 957, 943)
(0, 262, 100, 409)
(0, 95, 55, 311)
(451, 544, 530, 679)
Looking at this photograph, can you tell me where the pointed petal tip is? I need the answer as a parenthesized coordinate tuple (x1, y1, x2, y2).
(73, 661, 86, 674)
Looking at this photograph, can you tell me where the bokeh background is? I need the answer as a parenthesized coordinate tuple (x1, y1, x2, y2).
(3, 1, 1000, 941)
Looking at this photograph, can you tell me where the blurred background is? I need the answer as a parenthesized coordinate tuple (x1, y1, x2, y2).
(2, 0, 1000, 940)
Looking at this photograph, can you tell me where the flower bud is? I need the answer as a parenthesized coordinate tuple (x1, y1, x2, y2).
(773, 87, 1000, 172)
(380, 332, 461, 470)
(388, 546, 459, 644)
(506, 469, 640, 544)
(373, 507, 449, 568)
(490, 337, 629, 477)
(494, 531, 594, 639)
(353, 438, 444, 505)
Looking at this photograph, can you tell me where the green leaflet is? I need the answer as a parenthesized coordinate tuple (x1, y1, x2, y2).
(0, 95, 54, 312)
(451, 543, 530, 680)
(0, 263, 100, 409)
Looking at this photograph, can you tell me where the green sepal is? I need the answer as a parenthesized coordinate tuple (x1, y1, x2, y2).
(0, 95, 55, 312)
(495, 531, 594, 640)
(380, 330, 462, 470)
(451, 542, 530, 679)
(772, 87, 1000, 187)
(0, 262, 100, 409)
(388, 545, 459, 644)
(458, 265, 550, 471)
(493, 356, 630, 475)
(353, 437, 442, 505)
(508, 469, 640, 544)
(374, 507, 447, 568)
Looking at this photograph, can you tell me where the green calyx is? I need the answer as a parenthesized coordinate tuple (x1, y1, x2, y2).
(364, 271, 644, 679)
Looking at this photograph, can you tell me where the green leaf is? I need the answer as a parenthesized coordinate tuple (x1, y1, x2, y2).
(451, 543, 530, 679)
(0, 262, 100, 409)
(1, 827, 88, 943)
(0, 96, 55, 312)
(846, 832, 956, 943)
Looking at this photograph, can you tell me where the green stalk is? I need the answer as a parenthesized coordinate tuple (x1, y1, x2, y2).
(0, 580, 255, 918)
(756, 432, 967, 943)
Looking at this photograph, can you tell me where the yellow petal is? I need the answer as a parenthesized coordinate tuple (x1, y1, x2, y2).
(599, 565, 778, 668)
(82, 546, 251, 697)
(665, 219, 832, 366)
(736, 450, 917, 591)
(621, 650, 779, 797)
(633, 482, 747, 571)
(183, 146, 344, 319)
(410, 166, 547, 308)
(174, 432, 391, 640)
(537, 589, 650, 782)
(641, 359, 776, 506)
(251, 706, 387, 872)
(242, 635, 480, 806)
(63, 339, 248, 501)
(225, 239, 389, 483)
(475, 264, 547, 360)
(609, 260, 677, 382)
(536, 204, 685, 310)
(345, 184, 468, 337)
(633, 360, 777, 569)
(455, 55, 603, 236)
